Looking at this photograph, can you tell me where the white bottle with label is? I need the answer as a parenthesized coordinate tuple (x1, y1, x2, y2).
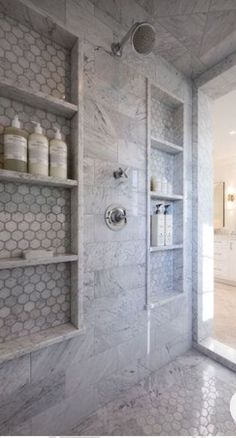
(28, 121, 49, 176)
(151, 204, 165, 247)
(164, 204, 173, 246)
(49, 127, 67, 179)
(4, 115, 28, 172)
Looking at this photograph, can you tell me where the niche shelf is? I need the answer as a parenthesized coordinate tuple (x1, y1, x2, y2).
(150, 191, 183, 201)
(0, 254, 78, 270)
(151, 136, 183, 154)
(148, 291, 183, 309)
(0, 2, 84, 360)
(150, 244, 183, 253)
(0, 169, 78, 188)
(146, 81, 185, 308)
(0, 78, 78, 119)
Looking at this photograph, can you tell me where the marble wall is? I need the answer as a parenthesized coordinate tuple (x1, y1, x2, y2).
(0, 0, 192, 434)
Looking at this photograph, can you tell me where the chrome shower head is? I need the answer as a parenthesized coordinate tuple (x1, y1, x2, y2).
(111, 22, 156, 57)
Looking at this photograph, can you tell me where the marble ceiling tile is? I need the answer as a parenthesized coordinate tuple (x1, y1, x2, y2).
(158, 13, 207, 56)
(200, 28, 236, 69)
(151, 0, 211, 17)
(200, 10, 236, 58)
(210, 0, 236, 11)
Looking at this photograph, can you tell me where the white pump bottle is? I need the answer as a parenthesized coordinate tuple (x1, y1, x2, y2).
(49, 127, 67, 179)
(28, 121, 49, 176)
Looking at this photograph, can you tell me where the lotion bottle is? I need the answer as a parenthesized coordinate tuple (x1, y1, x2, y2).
(28, 121, 49, 176)
(164, 204, 173, 246)
(151, 203, 165, 247)
(4, 115, 28, 172)
(49, 127, 67, 179)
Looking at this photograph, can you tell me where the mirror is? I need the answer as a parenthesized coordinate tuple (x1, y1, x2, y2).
(214, 182, 225, 229)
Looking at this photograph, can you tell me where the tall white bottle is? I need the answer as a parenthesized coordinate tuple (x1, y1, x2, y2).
(151, 204, 165, 247)
(164, 204, 173, 246)
(28, 121, 49, 176)
(49, 127, 67, 179)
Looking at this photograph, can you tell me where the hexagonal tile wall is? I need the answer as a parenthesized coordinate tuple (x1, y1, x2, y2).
(0, 263, 71, 343)
(0, 12, 71, 101)
(0, 182, 71, 259)
(151, 97, 183, 146)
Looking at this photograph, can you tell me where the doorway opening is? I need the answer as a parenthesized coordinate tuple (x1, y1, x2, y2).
(193, 61, 236, 369)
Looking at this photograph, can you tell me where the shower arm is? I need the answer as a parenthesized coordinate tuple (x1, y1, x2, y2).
(111, 23, 138, 56)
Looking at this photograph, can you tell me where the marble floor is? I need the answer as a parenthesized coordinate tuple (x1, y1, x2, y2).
(74, 349, 236, 436)
(214, 281, 236, 349)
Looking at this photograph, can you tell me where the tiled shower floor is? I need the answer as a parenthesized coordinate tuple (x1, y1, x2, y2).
(74, 349, 236, 436)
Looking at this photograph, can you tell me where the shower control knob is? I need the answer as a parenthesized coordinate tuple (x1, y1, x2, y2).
(105, 205, 127, 231)
(113, 167, 129, 179)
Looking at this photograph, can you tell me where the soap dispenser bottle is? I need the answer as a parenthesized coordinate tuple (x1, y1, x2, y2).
(4, 115, 28, 172)
(49, 127, 67, 179)
(151, 203, 165, 247)
(164, 204, 173, 246)
(28, 121, 49, 176)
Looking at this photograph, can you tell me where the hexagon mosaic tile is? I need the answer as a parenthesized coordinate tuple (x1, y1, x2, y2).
(151, 97, 183, 147)
(0, 13, 71, 101)
(0, 263, 70, 343)
(0, 182, 71, 259)
(74, 350, 236, 436)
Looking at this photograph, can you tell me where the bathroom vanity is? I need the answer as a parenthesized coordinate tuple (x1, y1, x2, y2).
(215, 235, 236, 284)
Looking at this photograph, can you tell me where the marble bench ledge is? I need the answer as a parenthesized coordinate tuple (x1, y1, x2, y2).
(0, 322, 85, 365)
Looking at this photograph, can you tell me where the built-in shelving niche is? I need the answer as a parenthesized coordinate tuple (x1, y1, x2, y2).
(0, 1, 83, 358)
(146, 81, 185, 308)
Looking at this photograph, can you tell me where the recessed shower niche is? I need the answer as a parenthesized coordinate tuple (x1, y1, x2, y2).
(146, 81, 185, 308)
(0, 1, 83, 360)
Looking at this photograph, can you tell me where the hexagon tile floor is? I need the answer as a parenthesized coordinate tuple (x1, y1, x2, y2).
(74, 349, 236, 436)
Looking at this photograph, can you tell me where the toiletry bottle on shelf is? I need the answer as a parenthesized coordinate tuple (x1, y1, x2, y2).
(164, 204, 173, 246)
(151, 203, 165, 247)
(28, 121, 49, 176)
(49, 127, 67, 179)
(151, 175, 157, 192)
(4, 115, 28, 172)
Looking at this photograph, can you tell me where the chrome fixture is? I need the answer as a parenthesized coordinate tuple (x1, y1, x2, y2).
(105, 205, 127, 231)
(113, 167, 129, 179)
(111, 22, 156, 57)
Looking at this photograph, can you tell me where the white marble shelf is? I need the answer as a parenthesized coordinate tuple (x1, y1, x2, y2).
(150, 244, 183, 252)
(0, 254, 78, 270)
(0, 322, 84, 364)
(150, 191, 183, 201)
(151, 136, 183, 154)
(148, 291, 183, 309)
(0, 169, 77, 188)
(0, 77, 78, 119)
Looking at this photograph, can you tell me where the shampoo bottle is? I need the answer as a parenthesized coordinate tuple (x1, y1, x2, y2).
(164, 204, 173, 246)
(28, 121, 49, 176)
(4, 115, 28, 172)
(49, 127, 67, 179)
(151, 203, 165, 247)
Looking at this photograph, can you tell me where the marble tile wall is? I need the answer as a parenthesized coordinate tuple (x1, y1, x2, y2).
(0, 0, 193, 434)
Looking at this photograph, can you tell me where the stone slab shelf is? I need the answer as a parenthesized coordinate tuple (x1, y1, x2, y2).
(148, 291, 183, 309)
(0, 254, 78, 270)
(151, 136, 183, 154)
(0, 77, 78, 119)
(0, 169, 77, 188)
(150, 191, 183, 201)
(0, 322, 84, 365)
(150, 244, 183, 252)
